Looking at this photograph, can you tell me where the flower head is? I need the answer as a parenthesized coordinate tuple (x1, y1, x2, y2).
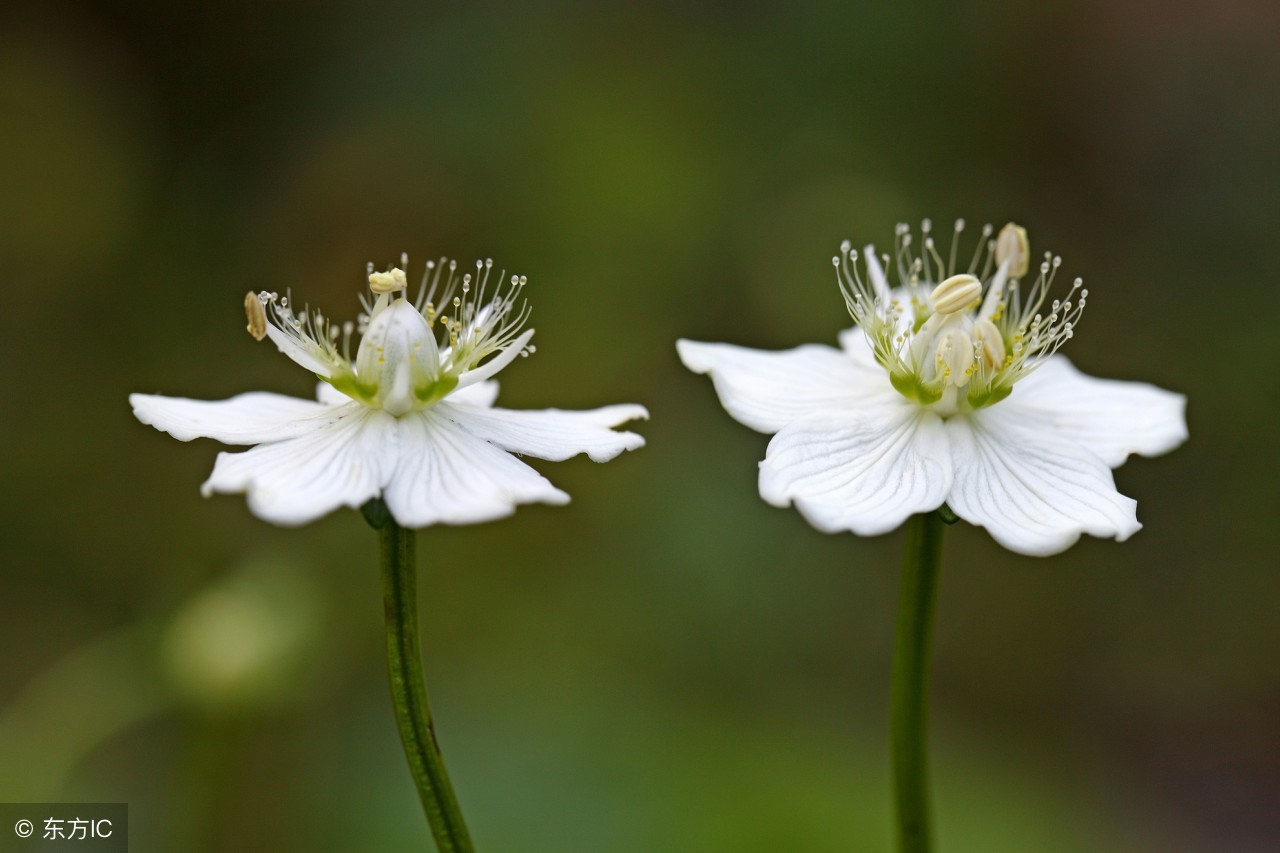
(837, 219, 1084, 416)
(678, 220, 1187, 556)
(132, 257, 648, 527)
(251, 256, 535, 416)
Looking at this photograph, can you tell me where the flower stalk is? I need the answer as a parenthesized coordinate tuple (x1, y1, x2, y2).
(369, 500, 474, 852)
(890, 511, 945, 853)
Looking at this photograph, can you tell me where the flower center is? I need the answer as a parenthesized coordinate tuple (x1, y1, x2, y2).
(835, 220, 1086, 416)
(249, 255, 533, 414)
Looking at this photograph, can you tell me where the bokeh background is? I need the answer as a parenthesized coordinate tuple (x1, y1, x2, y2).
(2, 1, 1277, 850)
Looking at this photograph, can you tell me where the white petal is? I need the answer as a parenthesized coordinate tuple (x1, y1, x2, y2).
(445, 380, 500, 408)
(455, 328, 535, 389)
(439, 402, 648, 462)
(758, 401, 952, 536)
(383, 411, 569, 527)
(1000, 356, 1188, 467)
(677, 339, 892, 434)
(202, 407, 397, 526)
(315, 381, 353, 406)
(130, 391, 350, 445)
(945, 409, 1141, 556)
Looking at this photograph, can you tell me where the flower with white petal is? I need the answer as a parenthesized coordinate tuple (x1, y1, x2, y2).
(678, 220, 1187, 556)
(133, 256, 648, 527)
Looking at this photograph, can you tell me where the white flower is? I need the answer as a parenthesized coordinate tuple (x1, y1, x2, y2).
(132, 257, 648, 527)
(678, 220, 1187, 556)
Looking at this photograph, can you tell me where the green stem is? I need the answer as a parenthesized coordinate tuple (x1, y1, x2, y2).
(378, 517, 475, 852)
(890, 511, 946, 853)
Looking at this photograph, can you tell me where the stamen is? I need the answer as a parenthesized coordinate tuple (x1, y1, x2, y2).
(244, 291, 267, 341)
(835, 240, 909, 374)
(369, 267, 408, 294)
(948, 218, 964, 277)
(836, 220, 1088, 414)
(925, 235, 948, 282)
(930, 274, 982, 315)
(967, 223, 993, 274)
(995, 222, 1030, 278)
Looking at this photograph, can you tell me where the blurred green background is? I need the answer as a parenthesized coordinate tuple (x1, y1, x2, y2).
(2, 0, 1277, 850)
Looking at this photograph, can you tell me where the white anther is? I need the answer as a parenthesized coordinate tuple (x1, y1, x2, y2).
(995, 222, 1030, 278)
(971, 318, 1006, 369)
(929, 274, 983, 315)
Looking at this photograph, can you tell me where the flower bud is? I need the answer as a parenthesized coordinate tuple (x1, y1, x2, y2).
(930, 274, 982, 315)
(995, 223, 1029, 278)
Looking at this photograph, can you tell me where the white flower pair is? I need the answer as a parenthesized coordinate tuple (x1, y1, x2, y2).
(133, 223, 1187, 555)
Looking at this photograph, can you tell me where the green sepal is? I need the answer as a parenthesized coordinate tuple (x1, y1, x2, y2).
(936, 503, 959, 525)
(361, 498, 391, 529)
